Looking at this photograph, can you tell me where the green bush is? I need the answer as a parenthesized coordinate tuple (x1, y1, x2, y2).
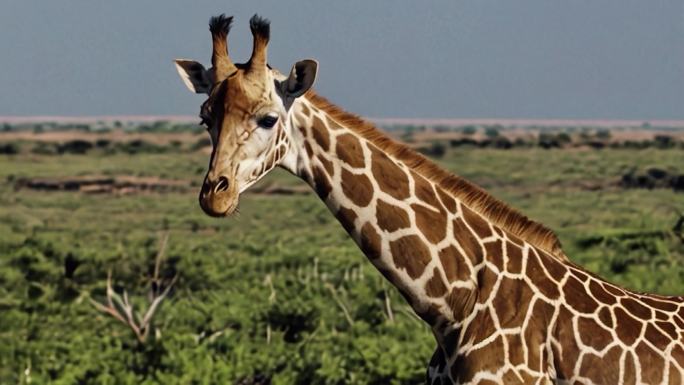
(0, 142, 20, 154)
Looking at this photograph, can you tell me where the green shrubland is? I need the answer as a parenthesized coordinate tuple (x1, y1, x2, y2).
(0, 146, 682, 384)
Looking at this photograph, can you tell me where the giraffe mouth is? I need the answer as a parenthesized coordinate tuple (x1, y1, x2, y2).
(199, 189, 239, 217)
(200, 199, 239, 217)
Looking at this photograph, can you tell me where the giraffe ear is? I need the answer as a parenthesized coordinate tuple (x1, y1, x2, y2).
(174, 59, 212, 94)
(281, 59, 318, 98)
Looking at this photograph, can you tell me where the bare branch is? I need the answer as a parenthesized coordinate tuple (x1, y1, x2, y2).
(90, 235, 177, 344)
(141, 274, 178, 327)
(153, 232, 169, 287)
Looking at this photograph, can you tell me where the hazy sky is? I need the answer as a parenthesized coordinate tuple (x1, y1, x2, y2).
(1, 1, 683, 119)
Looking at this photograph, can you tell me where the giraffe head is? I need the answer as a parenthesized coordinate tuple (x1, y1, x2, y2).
(174, 14, 318, 216)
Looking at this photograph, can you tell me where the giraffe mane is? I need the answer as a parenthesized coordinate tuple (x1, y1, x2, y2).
(305, 91, 569, 262)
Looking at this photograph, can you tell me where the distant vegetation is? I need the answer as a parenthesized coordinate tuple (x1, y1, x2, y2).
(1, 120, 202, 134)
(2, 121, 684, 158)
(0, 121, 206, 156)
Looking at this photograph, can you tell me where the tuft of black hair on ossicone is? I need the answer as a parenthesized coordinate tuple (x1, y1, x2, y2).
(249, 14, 270, 40)
(209, 14, 233, 37)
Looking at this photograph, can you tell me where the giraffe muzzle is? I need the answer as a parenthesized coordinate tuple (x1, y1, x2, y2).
(199, 175, 238, 217)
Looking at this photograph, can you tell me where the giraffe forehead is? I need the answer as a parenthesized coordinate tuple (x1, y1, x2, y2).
(205, 66, 276, 114)
(223, 74, 275, 114)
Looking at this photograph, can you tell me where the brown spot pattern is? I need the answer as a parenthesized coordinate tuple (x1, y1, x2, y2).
(370, 145, 410, 200)
(505, 240, 523, 274)
(336, 206, 357, 234)
(538, 249, 567, 281)
(312, 165, 332, 199)
(644, 323, 671, 351)
(604, 284, 626, 297)
(436, 188, 456, 212)
(300, 102, 311, 116)
(573, 269, 589, 282)
(523, 299, 554, 370)
(360, 222, 381, 260)
(484, 239, 503, 268)
(673, 345, 684, 367)
(563, 275, 598, 313)
(476, 266, 499, 304)
(577, 316, 612, 351)
(636, 341, 665, 385)
(642, 297, 679, 312)
(656, 320, 678, 340)
(340, 169, 373, 207)
(624, 352, 637, 385)
(412, 204, 447, 244)
(579, 346, 622, 385)
(598, 306, 614, 328)
(526, 250, 560, 299)
(553, 306, 580, 377)
(589, 280, 617, 305)
(304, 140, 314, 158)
(389, 235, 432, 279)
(461, 205, 492, 239)
(614, 307, 641, 346)
(669, 364, 681, 385)
(621, 297, 652, 320)
(438, 245, 472, 282)
(425, 267, 448, 297)
(452, 218, 483, 264)
(317, 154, 334, 175)
(507, 334, 525, 366)
(491, 277, 534, 328)
(335, 133, 365, 168)
(376, 200, 410, 232)
(312, 116, 330, 151)
(412, 171, 440, 207)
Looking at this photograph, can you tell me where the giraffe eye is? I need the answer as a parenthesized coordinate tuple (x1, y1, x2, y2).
(199, 109, 213, 128)
(257, 115, 278, 129)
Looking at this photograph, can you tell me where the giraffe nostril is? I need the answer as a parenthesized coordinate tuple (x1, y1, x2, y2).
(201, 180, 211, 195)
(214, 176, 230, 193)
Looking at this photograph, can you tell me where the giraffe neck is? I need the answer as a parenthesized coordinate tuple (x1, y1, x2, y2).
(281, 95, 493, 327)
(279, 95, 684, 384)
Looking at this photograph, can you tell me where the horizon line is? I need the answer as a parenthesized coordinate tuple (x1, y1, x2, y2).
(1, 115, 684, 128)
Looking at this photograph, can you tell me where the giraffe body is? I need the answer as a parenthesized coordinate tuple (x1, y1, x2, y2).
(174, 14, 684, 384)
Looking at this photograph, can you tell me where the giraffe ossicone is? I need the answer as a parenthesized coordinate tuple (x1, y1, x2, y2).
(174, 13, 684, 385)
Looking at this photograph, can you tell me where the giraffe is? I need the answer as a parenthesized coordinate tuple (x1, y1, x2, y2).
(174, 14, 684, 384)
